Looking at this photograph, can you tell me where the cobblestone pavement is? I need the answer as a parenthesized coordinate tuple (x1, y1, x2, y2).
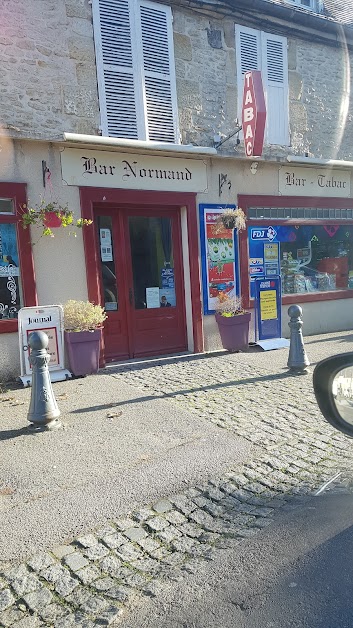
(2, 336, 353, 627)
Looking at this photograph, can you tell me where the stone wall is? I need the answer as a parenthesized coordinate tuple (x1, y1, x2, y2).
(172, 5, 353, 160)
(0, 0, 352, 160)
(0, 0, 99, 140)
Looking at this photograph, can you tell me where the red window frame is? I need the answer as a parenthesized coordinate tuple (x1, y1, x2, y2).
(0, 183, 37, 333)
(238, 194, 353, 309)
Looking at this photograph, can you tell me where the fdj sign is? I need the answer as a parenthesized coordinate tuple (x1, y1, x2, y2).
(242, 71, 267, 158)
(251, 226, 277, 241)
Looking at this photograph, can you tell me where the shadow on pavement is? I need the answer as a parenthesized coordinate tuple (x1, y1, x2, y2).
(71, 371, 294, 413)
(0, 426, 34, 441)
(306, 333, 353, 345)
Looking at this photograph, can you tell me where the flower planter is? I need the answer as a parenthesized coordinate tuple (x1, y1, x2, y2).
(64, 329, 102, 376)
(221, 216, 237, 230)
(44, 212, 63, 229)
(215, 312, 251, 352)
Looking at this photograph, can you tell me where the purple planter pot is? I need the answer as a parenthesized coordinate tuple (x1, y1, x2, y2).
(64, 329, 101, 377)
(215, 312, 251, 352)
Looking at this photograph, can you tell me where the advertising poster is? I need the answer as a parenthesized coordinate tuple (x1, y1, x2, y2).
(161, 267, 175, 289)
(26, 327, 59, 367)
(255, 277, 282, 341)
(100, 228, 113, 262)
(0, 223, 21, 318)
(146, 287, 160, 309)
(159, 287, 176, 307)
(199, 205, 240, 314)
(249, 227, 281, 298)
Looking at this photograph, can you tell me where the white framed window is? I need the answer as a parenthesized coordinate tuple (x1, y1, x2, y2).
(284, 0, 319, 11)
(235, 25, 289, 147)
(93, 0, 179, 143)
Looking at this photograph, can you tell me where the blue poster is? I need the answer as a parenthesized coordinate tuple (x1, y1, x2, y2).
(0, 223, 19, 269)
(161, 267, 174, 288)
(255, 276, 282, 341)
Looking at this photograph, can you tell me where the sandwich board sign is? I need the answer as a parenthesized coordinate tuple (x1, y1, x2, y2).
(18, 305, 71, 386)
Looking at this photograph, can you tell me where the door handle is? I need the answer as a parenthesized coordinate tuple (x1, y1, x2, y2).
(129, 288, 133, 306)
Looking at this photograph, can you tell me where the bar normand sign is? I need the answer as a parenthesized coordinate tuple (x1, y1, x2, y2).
(61, 148, 208, 193)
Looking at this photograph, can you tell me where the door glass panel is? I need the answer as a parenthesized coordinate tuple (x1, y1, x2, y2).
(96, 216, 118, 311)
(129, 216, 176, 310)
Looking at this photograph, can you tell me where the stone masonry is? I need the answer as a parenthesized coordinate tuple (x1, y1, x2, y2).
(0, 0, 352, 159)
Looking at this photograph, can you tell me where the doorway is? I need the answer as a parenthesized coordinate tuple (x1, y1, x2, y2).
(94, 206, 187, 361)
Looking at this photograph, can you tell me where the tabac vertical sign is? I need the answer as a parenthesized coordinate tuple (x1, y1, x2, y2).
(242, 71, 266, 157)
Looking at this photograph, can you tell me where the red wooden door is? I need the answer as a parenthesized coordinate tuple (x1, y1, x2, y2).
(95, 210, 130, 361)
(124, 209, 187, 358)
(95, 207, 187, 360)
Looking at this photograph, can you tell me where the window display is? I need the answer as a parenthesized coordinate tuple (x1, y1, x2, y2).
(248, 224, 353, 298)
(0, 223, 22, 318)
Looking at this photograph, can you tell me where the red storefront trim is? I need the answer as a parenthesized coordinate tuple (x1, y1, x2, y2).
(79, 187, 203, 358)
(238, 195, 353, 309)
(0, 183, 37, 334)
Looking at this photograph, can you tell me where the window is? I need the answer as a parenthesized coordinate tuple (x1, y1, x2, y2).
(0, 183, 36, 332)
(284, 0, 319, 11)
(235, 26, 289, 146)
(93, 0, 179, 143)
(248, 224, 353, 298)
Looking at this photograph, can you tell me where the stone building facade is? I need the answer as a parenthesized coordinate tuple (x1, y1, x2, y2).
(0, 0, 353, 381)
(1, 0, 353, 156)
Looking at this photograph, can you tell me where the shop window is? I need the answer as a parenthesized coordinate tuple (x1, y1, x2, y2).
(0, 183, 36, 332)
(248, 224, 353, 298)
(92, 0, 179, 143)
(235, 26, 289, 146)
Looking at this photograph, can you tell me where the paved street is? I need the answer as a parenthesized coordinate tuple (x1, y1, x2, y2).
(1, 330, 353, 627)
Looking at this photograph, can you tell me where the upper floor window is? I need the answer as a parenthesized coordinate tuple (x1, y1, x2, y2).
(284, 0, 320, 11)
(92, 0, 179, 143)
(235, 26, 289, 147)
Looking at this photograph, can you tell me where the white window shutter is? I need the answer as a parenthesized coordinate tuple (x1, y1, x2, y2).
(235, 25, 260, 96)
(139, 1, 179, 143)
(262, 33, 289, 146)
(93, 0, 141, 138)
(93, 0, 178, 142)
(235, 26, 261, 139)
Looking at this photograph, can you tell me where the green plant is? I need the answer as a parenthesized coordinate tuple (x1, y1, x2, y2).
(215, 292, 246, 317)
(63, 300, 107, 332)
(212, 207, 246, 235)
(21, 199, 92, 237)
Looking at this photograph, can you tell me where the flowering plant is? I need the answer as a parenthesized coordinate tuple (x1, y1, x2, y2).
(63, 300, 107, 332)
(212, 207, 246, 235)
(215, 292, 247, 317)
(21, 199, 92, 237)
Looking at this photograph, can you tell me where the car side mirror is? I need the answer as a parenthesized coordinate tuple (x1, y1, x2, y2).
(313, 352, 353, 437)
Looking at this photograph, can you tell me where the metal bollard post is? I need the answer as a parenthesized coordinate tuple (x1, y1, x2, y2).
(27, 331, 61, 431)
(287, 305, 310, 373)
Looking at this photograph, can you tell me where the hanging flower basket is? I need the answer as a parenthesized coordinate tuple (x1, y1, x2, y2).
(43, 212, 63, 229)
(21, 199, 92, 237)
(212, 207, 247, 235)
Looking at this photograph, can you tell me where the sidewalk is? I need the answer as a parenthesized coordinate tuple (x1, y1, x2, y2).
(1, 330, 353, 627)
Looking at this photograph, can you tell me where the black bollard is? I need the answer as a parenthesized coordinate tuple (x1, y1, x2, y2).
(287, 304, 310, 374)
(27, 331, 61, 430)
